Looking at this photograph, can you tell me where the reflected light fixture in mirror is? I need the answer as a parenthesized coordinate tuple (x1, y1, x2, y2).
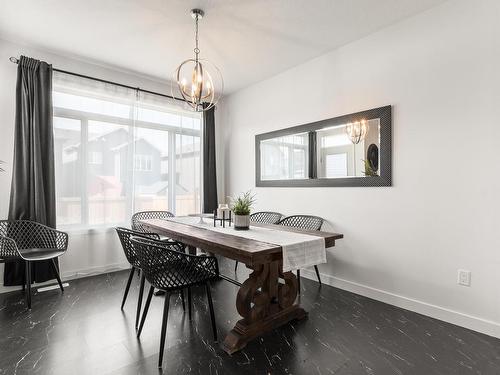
(345, 119, 368, 144)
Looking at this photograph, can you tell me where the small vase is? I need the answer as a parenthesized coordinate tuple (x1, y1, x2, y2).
(233, 214, 250, 230)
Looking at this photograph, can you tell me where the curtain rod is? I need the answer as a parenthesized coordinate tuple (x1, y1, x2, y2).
(9, 56, 185, 103)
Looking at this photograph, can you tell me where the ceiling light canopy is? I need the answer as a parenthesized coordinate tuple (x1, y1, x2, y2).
(173, 9, 223, 112)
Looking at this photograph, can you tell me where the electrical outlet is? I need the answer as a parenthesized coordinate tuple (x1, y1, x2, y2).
(457, 269, 471, 286)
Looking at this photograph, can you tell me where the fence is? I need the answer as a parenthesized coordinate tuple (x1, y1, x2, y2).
(57, 194, 200, 226)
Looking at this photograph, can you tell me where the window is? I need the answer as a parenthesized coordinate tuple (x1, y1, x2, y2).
(260, 133, 309, 180)
(325, 153, 348, 177)
(316, 125, 368, 178)
(134, 154, 152, 171)
(53, 72, 202, 229)
(88, 151, 103, 165)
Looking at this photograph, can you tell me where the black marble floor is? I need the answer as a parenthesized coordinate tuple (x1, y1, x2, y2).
(1, 258, 500, 375)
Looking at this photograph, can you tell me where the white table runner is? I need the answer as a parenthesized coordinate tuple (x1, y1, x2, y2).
(166, 216, 326, 272)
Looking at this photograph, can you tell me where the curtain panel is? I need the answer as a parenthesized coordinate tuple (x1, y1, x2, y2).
(5, 56, 56, 286)
(202, 105, 218, 214)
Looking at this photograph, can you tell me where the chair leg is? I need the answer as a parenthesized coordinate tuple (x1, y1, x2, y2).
(136, 273, 146, 330)
(25, 261, 32, 309)
(158, 292, 171, 368)
(50, 259, 64, 292)
(205, 282, 217, 342)
(137, 286, 154, 338)
(234, 261, 238, 272)
(121, 267, 135, 310)
(180, 289, 186, 312)
(314, 265, 322, 285)
(297, 269, 301, 294)
(22, 264, 26, 292)
(187, 287, 192, 321)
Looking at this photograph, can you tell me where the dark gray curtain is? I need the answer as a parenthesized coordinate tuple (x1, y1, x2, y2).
(4, 56, 56, 286)
(202, 105, 218, 214)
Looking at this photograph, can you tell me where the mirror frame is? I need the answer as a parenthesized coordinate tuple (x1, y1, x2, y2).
(255, 105, 392, 187)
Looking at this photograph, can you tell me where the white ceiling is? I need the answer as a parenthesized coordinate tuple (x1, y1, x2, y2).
(0, 0, 447, 93)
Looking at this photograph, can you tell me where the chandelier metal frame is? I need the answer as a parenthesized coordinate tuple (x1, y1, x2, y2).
(173, 9, 223, 112)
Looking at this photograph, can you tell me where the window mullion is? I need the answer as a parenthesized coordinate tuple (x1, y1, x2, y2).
(168, 131, 176, 214)
(127, 103, 137, 218)
(81, 118, 89, 226)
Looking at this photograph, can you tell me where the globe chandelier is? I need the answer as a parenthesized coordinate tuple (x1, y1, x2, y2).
(173, 9, 223, 112)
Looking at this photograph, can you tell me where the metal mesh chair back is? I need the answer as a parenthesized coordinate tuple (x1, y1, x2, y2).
(0, 220, 68, 259)
(250, 211, 283, 224)
(0, 236, 19, 259)
(131, 237, 219, 291)
(278, 215, 324, 231)
(115, 227, 162, 268)
(131, 211, 174, 233)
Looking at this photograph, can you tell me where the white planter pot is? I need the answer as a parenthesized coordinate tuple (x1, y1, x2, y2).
(233, 214, 250, 230)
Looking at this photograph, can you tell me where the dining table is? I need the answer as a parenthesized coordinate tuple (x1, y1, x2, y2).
(140, 217, 344, 354)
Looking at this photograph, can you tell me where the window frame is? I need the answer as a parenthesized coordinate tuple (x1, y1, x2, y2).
(53, 98, 202, 231)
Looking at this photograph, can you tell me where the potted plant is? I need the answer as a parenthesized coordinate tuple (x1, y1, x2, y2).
(362, 159, 378, 177)
(229, 190, 255, 230)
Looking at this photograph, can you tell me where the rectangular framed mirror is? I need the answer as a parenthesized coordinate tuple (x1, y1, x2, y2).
(255, 106, 391, 187)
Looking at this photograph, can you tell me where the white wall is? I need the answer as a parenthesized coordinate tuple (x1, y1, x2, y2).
(0, 38, 225, 293)
(220, 0, 500, 338)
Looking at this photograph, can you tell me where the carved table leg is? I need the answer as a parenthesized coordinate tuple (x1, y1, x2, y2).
(221, 260, 307, 354)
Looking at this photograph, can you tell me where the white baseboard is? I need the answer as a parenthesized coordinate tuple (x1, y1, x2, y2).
(61, 262, 130, 281)
(300, 268, 500, 339)
(0, 262, 130, 295)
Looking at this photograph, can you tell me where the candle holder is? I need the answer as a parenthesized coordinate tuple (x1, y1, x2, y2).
(213, 209, 232, 228)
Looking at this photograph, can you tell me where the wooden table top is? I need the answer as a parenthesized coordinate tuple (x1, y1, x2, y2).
(140, 219, 343, 266)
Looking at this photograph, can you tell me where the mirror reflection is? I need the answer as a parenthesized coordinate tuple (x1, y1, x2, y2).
(260, 133, 309, 180)
(255, 105, 391, 187)
(316, 118, 380, 178)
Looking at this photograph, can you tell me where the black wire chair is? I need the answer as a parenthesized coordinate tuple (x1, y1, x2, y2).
(250, 211, 283, 224)
(131, 236, 219, 368)
(277, 215, 324, 290)
(131, 210, 185, 253)
(131, 211, 174, 233)
(234, 211, 283, 272)
(278, 215, 323, 231)
(0, 220, 68, 309)
(115, 227, 185, 330)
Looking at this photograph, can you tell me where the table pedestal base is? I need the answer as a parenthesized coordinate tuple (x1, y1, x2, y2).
(221, 260, 306, 354)
(222, 305, 306, 354)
